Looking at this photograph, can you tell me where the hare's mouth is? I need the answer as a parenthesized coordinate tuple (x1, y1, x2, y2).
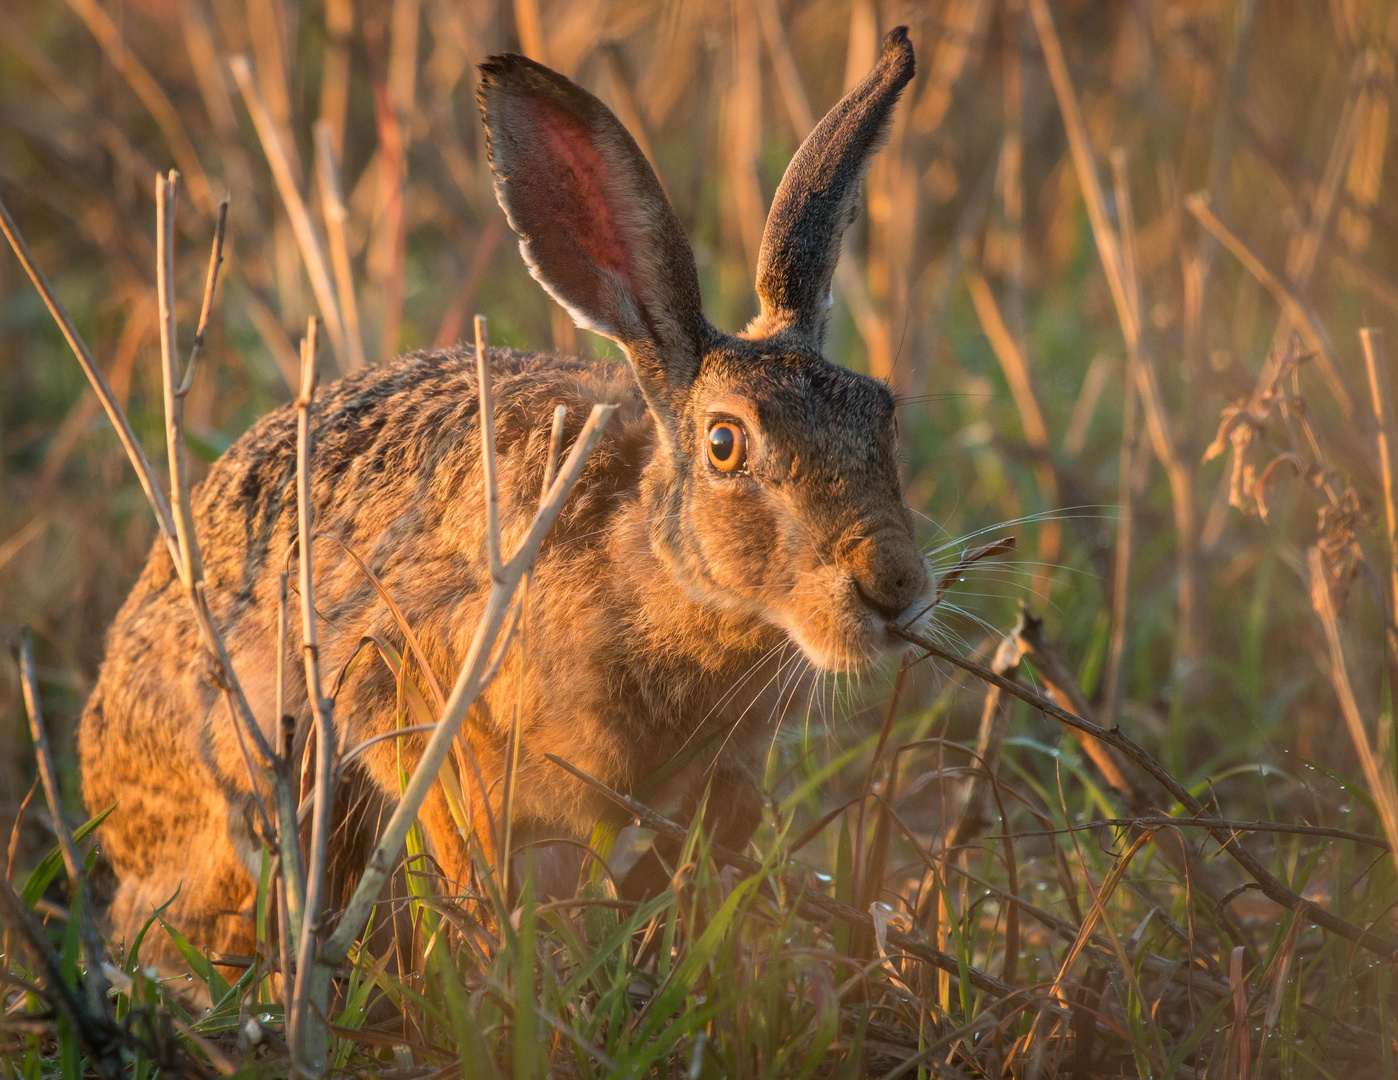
(774, 576, 938, 674)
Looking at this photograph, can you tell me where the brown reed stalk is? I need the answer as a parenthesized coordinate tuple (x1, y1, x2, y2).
(1308, 546, 1398, 883)
(14, 629, 110, 1017)
(230, 55, 353, 373)
(967, 271, 1048, 451)
(314, 122, 367, 373)
(318, 0, 354, 157)
(966, 269, 1061, 596)
(1361, 329, 1398, 623)
(1027, 1, 1202, 676)
(1101, 151, 1140, 730)
(1186, 193, 1349, 413)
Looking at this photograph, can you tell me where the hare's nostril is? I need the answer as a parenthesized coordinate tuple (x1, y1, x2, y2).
(855, 581, 905, 620)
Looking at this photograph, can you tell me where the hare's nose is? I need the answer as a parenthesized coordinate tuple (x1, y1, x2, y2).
(845, 530, 928, 619)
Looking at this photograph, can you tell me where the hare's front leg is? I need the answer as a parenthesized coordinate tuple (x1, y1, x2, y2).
(619, 766, 764, 900)
(349, 727, 491, 899)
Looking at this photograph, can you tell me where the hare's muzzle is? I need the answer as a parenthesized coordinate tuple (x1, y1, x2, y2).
(844, 528, 930, 621)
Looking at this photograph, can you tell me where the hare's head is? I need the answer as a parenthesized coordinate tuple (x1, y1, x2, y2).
(479, 29, 931, 672)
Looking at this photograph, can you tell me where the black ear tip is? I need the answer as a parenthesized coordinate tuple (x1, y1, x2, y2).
(478, 52, 556, 90)
(880, 26, 915, 76)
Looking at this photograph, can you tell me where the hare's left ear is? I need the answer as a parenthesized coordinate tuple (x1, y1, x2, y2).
(478, 54, 710, 412)
(749, 27, 915, 349)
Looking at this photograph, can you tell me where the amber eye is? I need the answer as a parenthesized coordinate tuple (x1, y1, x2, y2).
(707, 421, 747, 472)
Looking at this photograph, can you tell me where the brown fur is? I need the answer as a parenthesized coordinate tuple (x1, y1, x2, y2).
(79, 30, 930, 969)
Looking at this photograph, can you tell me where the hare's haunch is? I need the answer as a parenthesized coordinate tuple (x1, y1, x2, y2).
(80, 29, 928, 970)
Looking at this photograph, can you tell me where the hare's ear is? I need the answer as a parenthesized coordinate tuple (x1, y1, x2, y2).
(478, 54, 709, 406)
(750, 27, 915, 349)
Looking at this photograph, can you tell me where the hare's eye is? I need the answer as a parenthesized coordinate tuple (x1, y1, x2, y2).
(707, 421, 747, 473)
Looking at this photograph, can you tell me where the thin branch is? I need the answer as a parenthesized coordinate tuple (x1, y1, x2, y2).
(276, 571, 289, 737)
(1185, 192, 1350, 415)
(543, 752, 1059, 1010)
(1308, 547, 1398, 882)
(14, 629, 110, 1016)
(289, 319, 337, 1072)
(988, 816, 1392, 851)
(154, 176, 277, 774)
(175, 197, 228, 399)
(0, 191, 179, 563)
(477, 315, 503, 580)
(1014, 613, 1135, 800)
(543, 404, 567, 503)
(890, 625, 1398, 959)
(322, 396, 617, 963)
(157, 172, 202, 590)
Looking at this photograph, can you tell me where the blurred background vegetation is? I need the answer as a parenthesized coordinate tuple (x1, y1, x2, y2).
(5, 0, 1396, 819)
(3, 0, 1398, 1071)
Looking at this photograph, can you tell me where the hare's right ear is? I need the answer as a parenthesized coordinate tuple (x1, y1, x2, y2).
(478, 54, 710, 412)
(750, 27, 915, 350)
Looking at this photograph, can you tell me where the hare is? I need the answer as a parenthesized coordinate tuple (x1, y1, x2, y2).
(79, 28, 928, 970)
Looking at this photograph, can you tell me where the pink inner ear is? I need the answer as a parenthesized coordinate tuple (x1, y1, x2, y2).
(531, 102, 636, 294)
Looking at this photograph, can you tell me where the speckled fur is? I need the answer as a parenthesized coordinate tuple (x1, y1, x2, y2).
(79, 30, 926, 971)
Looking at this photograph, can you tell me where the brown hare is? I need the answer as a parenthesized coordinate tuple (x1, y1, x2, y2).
(79, 28, 929, 970)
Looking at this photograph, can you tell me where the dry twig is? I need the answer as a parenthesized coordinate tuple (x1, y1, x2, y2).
(289, 319, 337, 1071)
(891, 625, 1398, 959)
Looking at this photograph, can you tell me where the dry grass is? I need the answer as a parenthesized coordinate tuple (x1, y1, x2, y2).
(3, 0, 1398, 1076)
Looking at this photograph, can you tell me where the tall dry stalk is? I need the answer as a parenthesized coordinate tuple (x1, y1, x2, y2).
(1027, 0, 1201, 683)
(1308, 546, 1398, 882)
(231, 55, 354, 373)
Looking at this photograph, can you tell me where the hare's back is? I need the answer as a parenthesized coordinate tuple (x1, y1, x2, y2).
(196, 346, 650, 603)
(101, 346, 650, 675)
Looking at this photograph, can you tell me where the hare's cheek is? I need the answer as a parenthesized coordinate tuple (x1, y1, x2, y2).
(688, 486, 777, 588)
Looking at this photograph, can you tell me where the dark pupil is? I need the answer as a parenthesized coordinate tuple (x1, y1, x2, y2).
(709, 425, 735, 462)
